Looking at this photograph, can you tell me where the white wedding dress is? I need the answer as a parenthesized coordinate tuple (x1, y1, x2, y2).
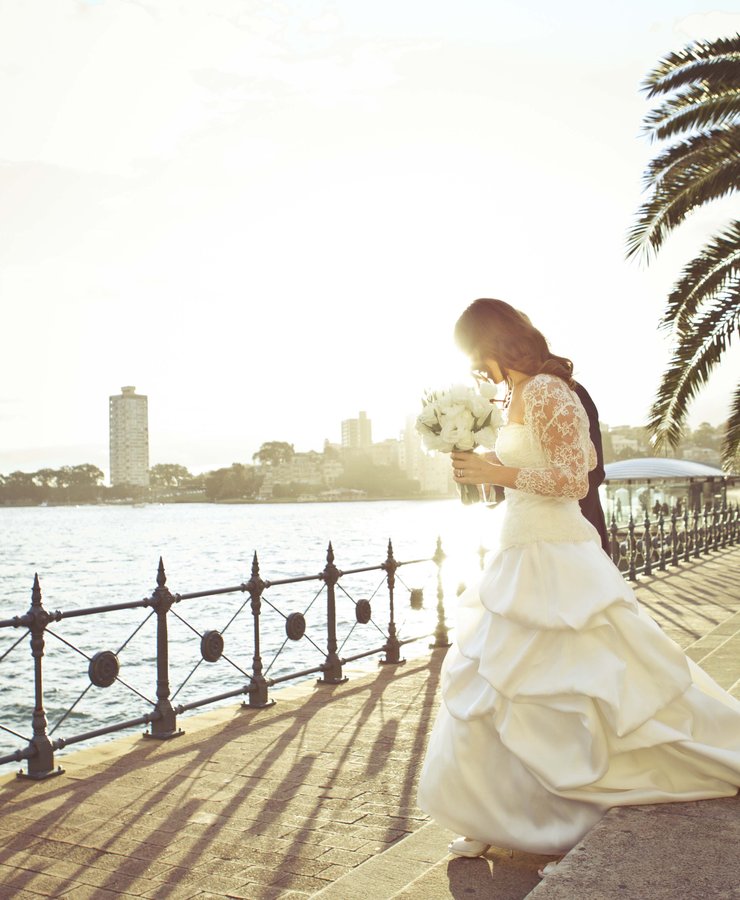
(417, 374, 740, 855)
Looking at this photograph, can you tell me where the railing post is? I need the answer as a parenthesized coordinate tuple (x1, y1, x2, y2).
(246, 552, 273, 707)
(18, 574, 63, 780)
(657, 512, 666, 571)
(627, 514, 637, 581)
(643, 513, 652, 576)
(720, 497, 728, 549)
(381, 539, 404, 665)
(430, 538, 451, 648)
(703, 504, 711, 555)
(683, 505, 691, 562)
(670, 509, 679, 566)
(693, 505, 701, 557)
(713, 501, 721, 551)
(318, 542, 346, 685)
(144, 558, 182, 740)
(609, 515, 621, 567)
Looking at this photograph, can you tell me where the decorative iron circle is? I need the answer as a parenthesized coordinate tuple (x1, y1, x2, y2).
(409, 588, 424, 610)
(89, 651, 119, 688)
(355, 599, 371, 624)
(285, 612, 306, 641)
(201, 630, 224, 663)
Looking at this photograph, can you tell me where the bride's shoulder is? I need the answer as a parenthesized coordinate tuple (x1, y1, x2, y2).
(522, 373, 570, 398)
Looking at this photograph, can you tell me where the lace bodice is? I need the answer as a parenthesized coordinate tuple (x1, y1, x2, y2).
(493, 374, 599, 548)
(502, 374, 596, 500)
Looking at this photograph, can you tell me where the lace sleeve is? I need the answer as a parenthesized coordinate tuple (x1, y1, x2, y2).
(514, 375, 596, 499)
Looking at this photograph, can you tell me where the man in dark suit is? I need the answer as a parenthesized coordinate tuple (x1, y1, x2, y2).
(573, 382, 610, 554)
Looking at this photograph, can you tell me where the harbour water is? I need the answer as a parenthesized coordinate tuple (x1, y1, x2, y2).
(0, 500, 493, 770)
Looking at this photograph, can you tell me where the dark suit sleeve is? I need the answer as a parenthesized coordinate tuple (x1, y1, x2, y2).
(574, 383, 605, 485)
(573, 382, 610, 554)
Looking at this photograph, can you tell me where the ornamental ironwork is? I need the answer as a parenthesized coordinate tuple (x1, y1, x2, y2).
(285, 612, 306, 641)
(200, 630, 224, 663)
(355, 599, 371, 624)
(88, 651, 119, 688)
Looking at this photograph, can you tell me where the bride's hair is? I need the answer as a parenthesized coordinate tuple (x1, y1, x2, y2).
(455, 298, 576, 389)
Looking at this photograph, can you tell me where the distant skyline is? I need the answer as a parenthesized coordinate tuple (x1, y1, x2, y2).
(2, 1, 739, 476)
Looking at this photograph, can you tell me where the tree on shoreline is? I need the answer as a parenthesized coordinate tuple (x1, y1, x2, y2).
(628, 34, 740, 468)
(149, 463, 193, 488)
(252, 442, 295, 466)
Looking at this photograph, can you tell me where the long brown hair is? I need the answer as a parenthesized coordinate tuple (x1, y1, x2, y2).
(455, 298, 575, 389)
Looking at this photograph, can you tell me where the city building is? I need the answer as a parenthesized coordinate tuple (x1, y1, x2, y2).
(341, 411, 372, 450)
(399, 417, 455, 496)
(109, 386, 150, 487)
(370, 439, 401, 468)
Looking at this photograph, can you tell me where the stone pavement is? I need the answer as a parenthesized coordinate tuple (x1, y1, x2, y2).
(0, 545, 738, 900)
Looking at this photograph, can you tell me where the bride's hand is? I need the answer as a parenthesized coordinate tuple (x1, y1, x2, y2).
(451, 450, 499, 484)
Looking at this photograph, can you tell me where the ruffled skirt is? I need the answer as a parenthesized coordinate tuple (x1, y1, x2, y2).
(416, 538, 740, 854)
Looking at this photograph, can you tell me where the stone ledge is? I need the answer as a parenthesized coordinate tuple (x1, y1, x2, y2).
(527, 795, 740, 899)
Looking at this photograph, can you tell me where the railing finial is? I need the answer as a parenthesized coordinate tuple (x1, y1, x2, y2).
(157, 557, 166, 588)
(31, 573, 41, 607)
(251, 551, 260, 578)
(326, 541, 335, 565)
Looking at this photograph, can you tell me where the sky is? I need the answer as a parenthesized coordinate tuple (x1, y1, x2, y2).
(1, 0, 739, 477)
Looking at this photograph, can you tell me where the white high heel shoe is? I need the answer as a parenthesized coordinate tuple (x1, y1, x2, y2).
(448, 836, 490, 857)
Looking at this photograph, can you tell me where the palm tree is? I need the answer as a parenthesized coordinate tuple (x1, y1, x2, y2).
(627, 33, 740, 468)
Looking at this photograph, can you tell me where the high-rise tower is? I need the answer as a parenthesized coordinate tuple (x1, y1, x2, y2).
(109, 386, 150, 487)
(341, 411, 372, 450)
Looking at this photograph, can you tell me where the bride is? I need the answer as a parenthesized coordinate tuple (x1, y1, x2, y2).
(416, 298, 740, 874)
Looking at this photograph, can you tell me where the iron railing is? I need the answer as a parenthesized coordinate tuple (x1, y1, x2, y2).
(4, 499, 737, 782)
(608, 499, 739, 580)
(472, 499, 739, 578)
(0, 538, 451, 780)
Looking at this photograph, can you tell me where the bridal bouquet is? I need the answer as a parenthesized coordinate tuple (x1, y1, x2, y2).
(415, 383, 503, 504)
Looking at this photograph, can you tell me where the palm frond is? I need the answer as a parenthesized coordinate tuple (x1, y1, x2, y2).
(626, 156, 740, 260)
(645, 126, 740, 186)
(638, 36, 740, 459)
(648, 303, 739, 450)
(644, 34, 740, 97)
(660, 221, 740, 329)
(644, 53, 740, 99)
(722, 383, 740, 468)
(644, 87, 740, 142)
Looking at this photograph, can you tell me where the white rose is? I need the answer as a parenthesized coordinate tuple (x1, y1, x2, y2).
(453, 433, 476, 451)
(487, 405, 504, 428)
(474, 426, 498, 448)
(470, 396, 492, 422)
(448, 384, 471, 404)
(422, 433, 453, 452)
(417, 405, 439, 428)
(440, 414, 475, 450)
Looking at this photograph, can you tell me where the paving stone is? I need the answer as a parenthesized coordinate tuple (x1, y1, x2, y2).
(58, 885, 141, 899)
(314, 846, 375, 868)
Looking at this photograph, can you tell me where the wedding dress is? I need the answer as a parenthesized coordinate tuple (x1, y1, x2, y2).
(416, 373, 740, 855)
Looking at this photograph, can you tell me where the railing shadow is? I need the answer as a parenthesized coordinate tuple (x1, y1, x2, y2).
(0, 653, 443, 896)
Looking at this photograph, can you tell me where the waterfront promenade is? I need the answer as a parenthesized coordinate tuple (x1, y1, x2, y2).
(1, 545, 739, 899)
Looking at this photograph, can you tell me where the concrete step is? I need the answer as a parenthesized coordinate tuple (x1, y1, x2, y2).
(684, 609, 740, 663)
(390, 845, 551, 900)
(309, 821, 451, 899)
(527, 795, 740, 899)
(685, 615, 740, 693)
(309, 820, 553, 900)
